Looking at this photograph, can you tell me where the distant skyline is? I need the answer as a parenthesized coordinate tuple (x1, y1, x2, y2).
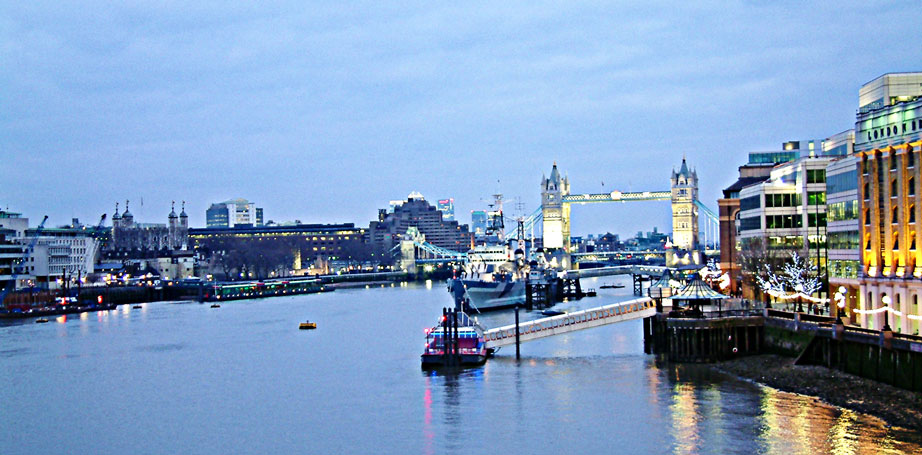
(3, 2, 921, 236)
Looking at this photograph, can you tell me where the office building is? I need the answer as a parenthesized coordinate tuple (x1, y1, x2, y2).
(471, 211, 488, 237)
(206, 198, 264, 228)
(190, 223, 367, 276)
(369, 193, 473, 253)
(855, 72, 922, 333)
(826, 154, 860, 319)
(737, 156, 835, 299)
(437, 198, 455, 221)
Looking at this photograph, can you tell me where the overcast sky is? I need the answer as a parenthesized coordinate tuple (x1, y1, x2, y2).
(3, 1, 921, 237)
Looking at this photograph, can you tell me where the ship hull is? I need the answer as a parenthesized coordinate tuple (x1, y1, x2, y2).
(456, 279, 526, 312)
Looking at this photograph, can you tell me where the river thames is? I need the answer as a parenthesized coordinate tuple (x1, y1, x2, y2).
(2, 277, 920, 454)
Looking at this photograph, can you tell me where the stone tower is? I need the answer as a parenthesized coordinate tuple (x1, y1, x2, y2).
(179, 201, 189, 250)
(670, 158, 699, 250)
(168, 201, 179, 249)
(541, 163, 571, 250)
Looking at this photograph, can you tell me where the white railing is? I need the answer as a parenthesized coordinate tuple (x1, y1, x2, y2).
(484, 297, 655, 347)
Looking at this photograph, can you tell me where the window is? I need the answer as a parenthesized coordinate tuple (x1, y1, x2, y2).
(893, 235, 899, 251)
(807, 191, 826, 205)
(739, 217, 761, 231)
(766, 214, 803, 229)
(765, 193, 801, 207)
(808, 213, 827, 228)
(806, 169, 826, 184)
(865, 210, 871, 225)
(910, 177, 916, 196)
(890, 156, 897, 170)
(827, 170, 858, 194)
(892, 207, 899, 224)
(828, 230, 859, 249)
(828, 200, 859, 221)
(892, 179, 898, 196)
(863, 182, 870, 200)
(911, 206, 916, 224)
(740, 195, 761, 211)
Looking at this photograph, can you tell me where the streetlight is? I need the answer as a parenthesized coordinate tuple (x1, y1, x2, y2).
(882, 294, 893, 331)
(833, 285, 847, 324)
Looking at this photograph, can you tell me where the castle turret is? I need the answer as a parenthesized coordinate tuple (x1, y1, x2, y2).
(179, 201, 189, 250)
(111, 202, 121, 245)
(121, 200, 134, 227)
(168, 201, 179, 249)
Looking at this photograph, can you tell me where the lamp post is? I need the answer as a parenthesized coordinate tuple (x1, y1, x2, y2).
(833, 285, 847, 324)
(882, 294, 893, 331)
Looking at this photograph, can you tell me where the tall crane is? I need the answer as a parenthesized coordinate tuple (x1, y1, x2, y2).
(1, 215, 49, 308)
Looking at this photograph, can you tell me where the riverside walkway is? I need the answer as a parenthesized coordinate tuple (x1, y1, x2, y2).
(483, 297, 655, 348)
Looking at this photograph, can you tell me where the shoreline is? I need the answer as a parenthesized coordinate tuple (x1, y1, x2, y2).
(710, 354, 922, 432)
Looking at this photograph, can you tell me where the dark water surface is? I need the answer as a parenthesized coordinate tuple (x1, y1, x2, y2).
(2, 278, 920, 454)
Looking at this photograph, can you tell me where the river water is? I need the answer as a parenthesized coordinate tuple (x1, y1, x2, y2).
(2, 277, 920, 454)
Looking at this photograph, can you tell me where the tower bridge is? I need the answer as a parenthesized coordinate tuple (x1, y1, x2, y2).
(395, 159, 719, 269)
(538, 159, 717, 263)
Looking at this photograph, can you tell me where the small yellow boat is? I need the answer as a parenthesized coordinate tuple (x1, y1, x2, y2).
(299, 321, 317, 330)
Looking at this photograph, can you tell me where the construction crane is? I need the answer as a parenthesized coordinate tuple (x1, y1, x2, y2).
(0, 215, 49, 308)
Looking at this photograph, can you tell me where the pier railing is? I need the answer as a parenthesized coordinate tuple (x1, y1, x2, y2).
(484, 297, 655, 348)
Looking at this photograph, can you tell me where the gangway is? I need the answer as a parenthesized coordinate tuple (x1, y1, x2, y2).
(483, 297, 655, 348)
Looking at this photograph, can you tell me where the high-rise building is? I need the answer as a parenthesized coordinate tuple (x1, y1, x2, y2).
(206, 198, 264, 228)
(369, 193, 473, 253)
(721, 135, 856, 296)
(437, 199, 455, 221)
(855, 72, 922, 333)
(737, 156, 836, 299)
(826, 154, 860, 319)
(470, 211, 488, 237)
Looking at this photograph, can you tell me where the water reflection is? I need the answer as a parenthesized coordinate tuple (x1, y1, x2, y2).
(662, 363, 922, 454)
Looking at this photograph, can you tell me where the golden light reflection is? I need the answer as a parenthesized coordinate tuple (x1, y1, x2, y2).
(670, 383, 700, 455)
(828, 409, 859, 455)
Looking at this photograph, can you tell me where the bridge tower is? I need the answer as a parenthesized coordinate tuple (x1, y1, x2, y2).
(670, 158, 699, 250)
(541, 163, 570, 251)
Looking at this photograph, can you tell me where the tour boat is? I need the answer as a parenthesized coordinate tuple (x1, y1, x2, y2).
(421, 312, 492, 367)
(299, 321, 317, 330)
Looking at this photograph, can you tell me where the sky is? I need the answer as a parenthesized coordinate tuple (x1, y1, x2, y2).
(3, 1, 921, 237)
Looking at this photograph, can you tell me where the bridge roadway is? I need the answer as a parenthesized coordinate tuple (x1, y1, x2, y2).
(483, 297, 655, 348)
(564, 265, 666, 279)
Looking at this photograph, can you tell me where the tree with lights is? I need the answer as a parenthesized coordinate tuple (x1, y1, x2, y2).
(755, 251, 823, 312)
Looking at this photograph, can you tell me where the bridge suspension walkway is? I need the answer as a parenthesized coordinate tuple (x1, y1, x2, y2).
(483, 297, 655, 349)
